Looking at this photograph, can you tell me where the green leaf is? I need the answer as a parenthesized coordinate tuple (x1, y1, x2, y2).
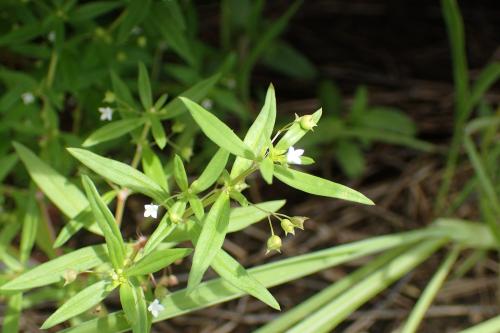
(274, 165, 374, 205)
(142, 214, 176, 256)
(150, 116, 167, 149)
(286, 239, 444, 333)
(255, 247, 408, 333)
(261, 41, 317, 79)
(70, 2, 122, 22)
(231, 84, 276, 178)
(120, 282, 150, 333)
(150, 1, 194, 66)
(275, 109, 322, 151)
(191, 148, 229, 193)
(0, 153, 17, 183)
(189, 195, 205, 220)
(158, 73, 221, 120)
(141, 147, 169, 193)
(117, 0, 151, 44)
(190, 222, 280, 310)
(460, 315, 500, 333)
(68, 148, 169, 203)
(83, 118, 145, 147)
(188, 192, 230, 289)
(111, 71, 136, 107)
(335, 140, 365, 179)
(180, 97, 254, 159)
(2, 293, 22, 333)
(173, 155, 189, 192)
(81, 175, 126, 270)
(19, 197, 39, 264)
(138, 62, 152, 110)
(60, 225, 448, 333)
(41, 280, 114, 329)
(54, 191, 117, 248)
(259, 157, 274, 184)
(13, 142, 88, 218)
(401, 246, 460, 333)
(0, 244, 108, 291)
(126, 248, 192, 276)
(361, 107, 417, 136)
(468, 62, 500, 111)
(349, 86, 368, 121)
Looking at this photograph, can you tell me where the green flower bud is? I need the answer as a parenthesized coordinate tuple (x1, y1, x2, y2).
(266, 235, 282, 254)
(137, 36, 147, 47)
(299, 115, 317, 131)
(103, 91, 115, 103)
(63, 269, 78, 286)
(172, 121, 185, 133)
(154, 285, 168, 299)
(290, 216, 308, 230)
(280, 219, 295, 235)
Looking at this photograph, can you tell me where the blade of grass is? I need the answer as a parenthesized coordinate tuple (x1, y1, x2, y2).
(435, 0, 470, 213)
(59, 228, 451, 333)
(459, 315, 500, 333)
(255, 246, 409, 333)
(287, 239, 446, 333)
(400, 246, 460, 333)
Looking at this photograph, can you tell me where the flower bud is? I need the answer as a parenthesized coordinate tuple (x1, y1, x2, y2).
(63, 269, 78, 286)
(266, 235, 282, 254)
(154, 285, 169, 299)
(299, 115, 317, 131)
(280, 219, 295, 235)
(290, 216, 308, 230)
(103, 91, 115, 103)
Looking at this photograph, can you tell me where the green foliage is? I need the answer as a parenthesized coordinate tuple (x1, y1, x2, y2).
(0, 0, 498, 332)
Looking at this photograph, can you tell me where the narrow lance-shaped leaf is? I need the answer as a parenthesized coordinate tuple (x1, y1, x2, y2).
(83, 118, 145, 147)
(150, 116, 167, 149)
(173, 155, 188, 191)
(180, 97, 254, 159)
(120, 282, 150, 333)
(82, 175, 126, 270)
(126, 248, 192, 276)
(19, 197, 39, 264)
(138, 62, 152, 110)
(231, 84, 276, 178)
(259, 157, 274, 185)
(54, 191, 117, 248)
(68, 148, 169, 203)
(13, 142, 88, 219)
(0, 244, 107, 291)
(188, 192, 230, 289)
(58, 223, 454, 333)
(2, 293, 22, 333)
(141, 146, 169, 193)
(116, 0, 151, 44)
(158, 72, 221, 120)
(191, 148, 229, 193)
(41, 280, 114, 329)
(143, 214, 176, 256)
(274, 165, 374, 205)
(190, 221, 280, 310)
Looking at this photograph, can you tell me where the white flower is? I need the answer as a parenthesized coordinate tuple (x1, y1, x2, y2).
(48, 31, 56, 43)
(286, 146, 304, 165)
(21, 92, 35, 105)
(201, 99, 213, 109)
(144, 204, 159, 219)
(147, 299, 164, 318)
(98, 106, 113, 121)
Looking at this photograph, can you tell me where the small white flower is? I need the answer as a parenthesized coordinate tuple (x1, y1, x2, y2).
(286, 146, 304, 165)
(144, 204, 159, 219)
(147, 299, 164, 318)
(201, 99, 213, 109)
(48, 31, 56, 43)
(21, 92, 35, 105)
(98, 106, 113, 121)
